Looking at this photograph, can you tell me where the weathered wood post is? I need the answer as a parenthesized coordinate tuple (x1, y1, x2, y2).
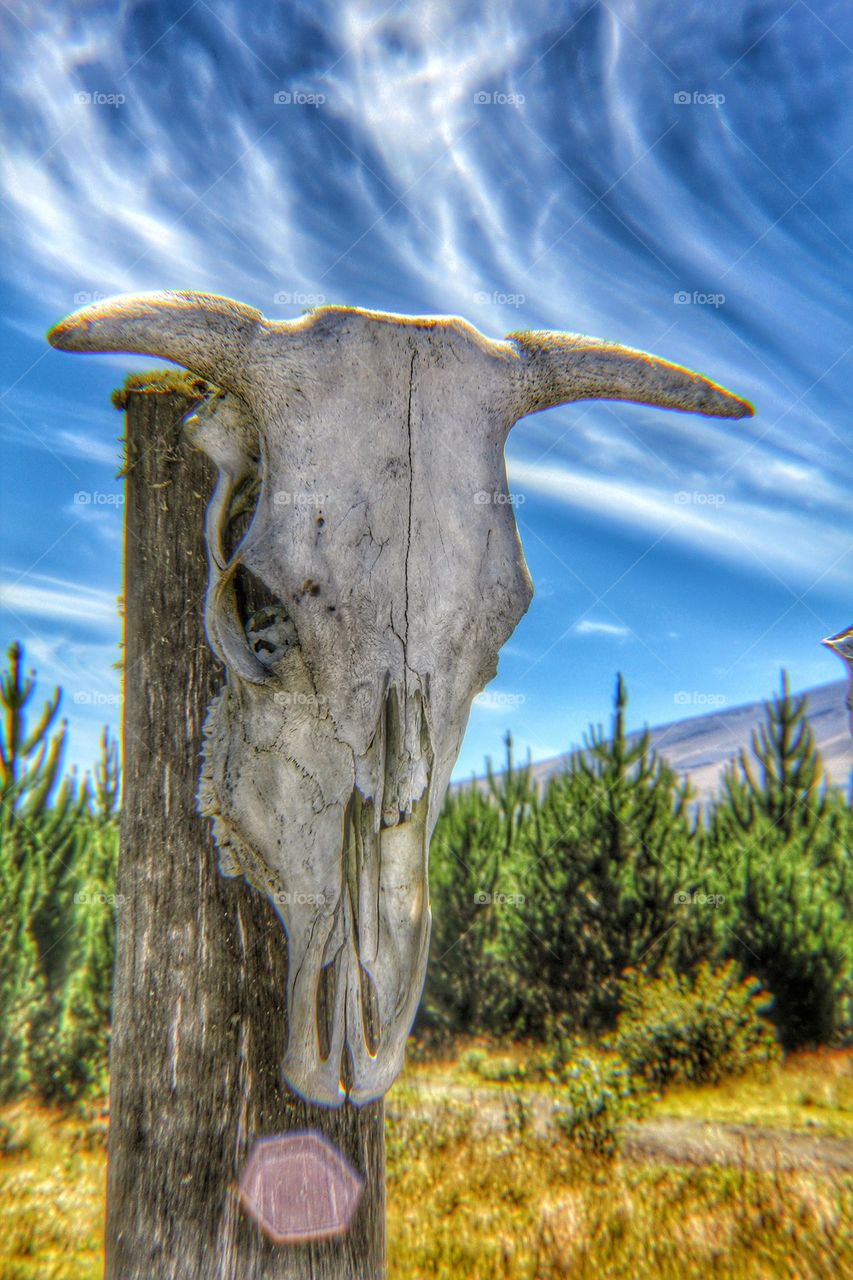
(109, 378, 384, 1280)
(48, 292, 752, 1280)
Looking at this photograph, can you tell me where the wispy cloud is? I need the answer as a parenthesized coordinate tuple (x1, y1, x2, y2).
(53, 429, 122, 467)
(0, 574, 119, 627)
(509, 457, 853, 589)
(574, 619, 631, 638)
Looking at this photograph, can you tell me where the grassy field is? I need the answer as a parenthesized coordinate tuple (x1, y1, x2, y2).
(1, 1047, 851, 1279)
(642, 1046, 853, 1137)
(0, 1100, 106, 1280)
(403, 1040, 853, 1138)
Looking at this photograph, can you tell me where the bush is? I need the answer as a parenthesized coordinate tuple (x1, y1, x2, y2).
(478, 1056, 524, 1082)
(550, 1049, 645, 1156)
(457, 1047, 525, 1082)
(609, 960, 781, 1088)
(458, 1047, 488, 1074)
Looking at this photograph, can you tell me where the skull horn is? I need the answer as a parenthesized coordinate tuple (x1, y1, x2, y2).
(47, 290, 264, 392)
(508, 330, 754, 421)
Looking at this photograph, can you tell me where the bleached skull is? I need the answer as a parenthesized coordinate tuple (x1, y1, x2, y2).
(48, 292, 752, 1105)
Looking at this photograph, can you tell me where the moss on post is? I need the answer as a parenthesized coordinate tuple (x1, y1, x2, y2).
(111, 368, 213, 411)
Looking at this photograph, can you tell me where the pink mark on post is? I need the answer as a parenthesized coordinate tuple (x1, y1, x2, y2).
(238, 1131, 365, 1244)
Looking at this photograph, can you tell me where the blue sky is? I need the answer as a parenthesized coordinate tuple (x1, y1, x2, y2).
(1, 0, 852, 784)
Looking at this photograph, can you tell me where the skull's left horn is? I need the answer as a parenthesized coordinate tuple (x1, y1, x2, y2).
(507, 330, 754, 421)
(47, 290, 264, 391)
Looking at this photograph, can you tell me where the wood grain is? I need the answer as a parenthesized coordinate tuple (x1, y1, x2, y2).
(106, 387, 385, 1280)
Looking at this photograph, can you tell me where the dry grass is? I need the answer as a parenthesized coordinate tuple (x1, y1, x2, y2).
(642, 1046, 853, 1137)
(405, 1037, 853, 1136)
(0, 1049, 851, 1279)
(0, 1100, 105, 1279)
(385, 1103, 851, 1279)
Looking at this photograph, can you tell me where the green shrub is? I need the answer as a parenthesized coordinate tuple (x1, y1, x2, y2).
(609, 960, 781, 1088)
(459, 1047, 488, 1074)
(477, 1056, 523, 1082)
(0, 1117, 30, 1157)
(550, 1049, 644, 1156)
(458, 1048, 525, 1082)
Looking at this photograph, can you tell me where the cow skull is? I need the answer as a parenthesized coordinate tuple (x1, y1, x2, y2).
(48, 292, 753, 1105)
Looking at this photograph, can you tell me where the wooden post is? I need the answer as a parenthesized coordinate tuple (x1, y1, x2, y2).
(106, 385, 385, 1280)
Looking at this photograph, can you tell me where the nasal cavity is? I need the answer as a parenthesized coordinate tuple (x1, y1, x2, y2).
(360, 965, 381, 1056)
(316, 962, 336, 1063)
(316, 959, 381, 1062)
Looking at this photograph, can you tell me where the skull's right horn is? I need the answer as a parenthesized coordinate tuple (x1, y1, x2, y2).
(506, 330, 754, 422)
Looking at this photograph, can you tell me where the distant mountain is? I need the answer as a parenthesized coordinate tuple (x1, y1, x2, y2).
(456, 680, 853, 811)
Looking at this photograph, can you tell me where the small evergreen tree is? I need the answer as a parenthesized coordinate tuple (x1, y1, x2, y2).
(718, 670, 827, 843)
(0, 645, 119, 1101)
(511, 675, 705, 1036)
(710, 673, 853, 1045)
(0, 814, 45, 1099)
(0, 642, 73, 1098)
(37, 730, 120, 1100)
(0, 641, 67, 814)
(420, 733, 535, 1035)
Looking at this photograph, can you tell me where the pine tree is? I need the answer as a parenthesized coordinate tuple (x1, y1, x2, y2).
(718, 670, 827, 843)
(31, 729, 120, 1101)
(0, 810, 45, 1099)
(511, 674, 705, 1036)
(419, 733, 535, 1035)
(0, 641, 71, 814)
(710, 673, 853, 1045)
(0, 642, 72, 1098)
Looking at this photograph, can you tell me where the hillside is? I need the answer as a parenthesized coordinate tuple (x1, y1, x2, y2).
(460, 680, 852, 809)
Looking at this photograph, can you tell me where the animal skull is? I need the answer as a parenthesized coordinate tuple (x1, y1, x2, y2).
(48, 292, 753, 1105)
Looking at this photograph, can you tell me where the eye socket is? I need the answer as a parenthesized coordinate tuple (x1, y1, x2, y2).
(234, 565, 296, 669)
